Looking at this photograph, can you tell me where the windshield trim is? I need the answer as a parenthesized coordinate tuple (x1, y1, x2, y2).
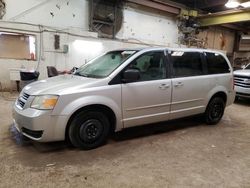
(244, 63, 250, 70)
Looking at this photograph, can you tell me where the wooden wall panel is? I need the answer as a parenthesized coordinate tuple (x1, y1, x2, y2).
(197, 27, 235, 54)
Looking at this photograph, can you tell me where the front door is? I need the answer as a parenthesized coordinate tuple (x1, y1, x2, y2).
(121, 50, 172, 128)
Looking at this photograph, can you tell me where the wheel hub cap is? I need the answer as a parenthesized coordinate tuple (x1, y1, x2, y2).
(79, 119, 103, 143)
(211, 103, 223, 118)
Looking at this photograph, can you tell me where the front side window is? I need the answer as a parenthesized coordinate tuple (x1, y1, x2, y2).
(128, 51, 166, 81)
(171, 51, 203, 77)
(75, 50, 137, 78)
(206, 53, 230, 74)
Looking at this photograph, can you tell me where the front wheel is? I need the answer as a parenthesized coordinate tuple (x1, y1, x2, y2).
(68, 110, 110, 150)
(205, 97, 225, 125)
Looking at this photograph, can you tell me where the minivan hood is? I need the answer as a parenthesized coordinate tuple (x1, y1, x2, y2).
(23, 74, 106, 95)
(234, 69, 250, 77)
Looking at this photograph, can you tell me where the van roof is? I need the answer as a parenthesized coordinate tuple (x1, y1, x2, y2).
(113, 47, 225, 55)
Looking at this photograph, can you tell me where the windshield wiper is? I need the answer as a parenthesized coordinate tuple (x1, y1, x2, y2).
(74, 72, 80, 76)
(86, 74, 103, 78)
(74, 72, 89, 77)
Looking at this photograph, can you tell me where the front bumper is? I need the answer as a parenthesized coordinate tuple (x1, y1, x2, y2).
(235, 86, 250, 98)
(13, 102, 68, 142)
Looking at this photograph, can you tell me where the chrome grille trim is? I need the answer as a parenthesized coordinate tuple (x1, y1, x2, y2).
(16, 93, 30, 109)
(234, 75, 250, 89)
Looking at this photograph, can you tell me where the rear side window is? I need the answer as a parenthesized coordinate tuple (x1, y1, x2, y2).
(206, 53, 230, 74)
(171, 51, 203, 77)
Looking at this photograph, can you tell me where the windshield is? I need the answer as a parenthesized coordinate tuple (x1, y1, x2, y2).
(245, 64, 250, 70)
(75, 50, 137, 78)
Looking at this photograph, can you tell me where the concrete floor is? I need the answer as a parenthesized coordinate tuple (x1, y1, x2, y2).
(0, 92, 250, 188)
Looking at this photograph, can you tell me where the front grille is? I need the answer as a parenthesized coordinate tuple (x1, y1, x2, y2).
(17, 93, 30, 109)
(21, 127, 43, 139)
(234, 75, 250, 88)
(17, 100, 25, 108)
(22, 93, 30, 100)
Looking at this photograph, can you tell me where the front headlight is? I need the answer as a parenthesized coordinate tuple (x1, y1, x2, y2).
(31, 95, 59, 110)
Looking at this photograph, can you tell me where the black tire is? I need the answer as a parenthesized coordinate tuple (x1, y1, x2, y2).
(68, 110, 110, 150)
(205, 97, 225, 125)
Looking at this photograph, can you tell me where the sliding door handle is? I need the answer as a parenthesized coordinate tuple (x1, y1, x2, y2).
(174, 82, 183, 87)
(159, 83, 170, 89)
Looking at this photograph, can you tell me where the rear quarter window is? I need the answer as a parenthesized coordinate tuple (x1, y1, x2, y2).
(206, 53, 230, 74)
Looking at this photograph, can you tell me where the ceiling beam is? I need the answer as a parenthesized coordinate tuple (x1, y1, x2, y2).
(126, 0, 180, 14)
(198, 9, 250, 26)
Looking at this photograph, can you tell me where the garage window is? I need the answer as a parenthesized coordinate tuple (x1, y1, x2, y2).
(0, 32, 36, 60)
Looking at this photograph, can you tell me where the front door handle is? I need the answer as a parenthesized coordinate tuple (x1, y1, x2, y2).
(174, 82, 183, 87)
(159, 83, 170, 89)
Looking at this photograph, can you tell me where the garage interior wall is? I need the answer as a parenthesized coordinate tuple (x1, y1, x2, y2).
(0, 0, 180, 90)
(0, 0, 236, 90)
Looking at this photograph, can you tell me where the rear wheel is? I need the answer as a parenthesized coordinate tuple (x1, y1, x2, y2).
(69, 110, 110, 150)
(205, 97, 225, 125)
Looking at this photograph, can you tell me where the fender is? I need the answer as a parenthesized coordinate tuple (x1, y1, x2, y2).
(205, 85, 228, 106)
(53, 95, 123, 131)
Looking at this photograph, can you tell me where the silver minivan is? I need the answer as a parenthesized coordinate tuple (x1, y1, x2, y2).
(13, 47, 235, 149)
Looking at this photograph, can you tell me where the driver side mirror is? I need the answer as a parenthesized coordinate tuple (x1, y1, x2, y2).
(122, 69, 140, 83)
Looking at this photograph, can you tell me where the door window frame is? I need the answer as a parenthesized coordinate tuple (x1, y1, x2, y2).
(109, 49, 170, 85)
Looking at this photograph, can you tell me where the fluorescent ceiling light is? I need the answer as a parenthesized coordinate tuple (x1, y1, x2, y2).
(241, 1, 250, 7)
(225, 0, 240, 8)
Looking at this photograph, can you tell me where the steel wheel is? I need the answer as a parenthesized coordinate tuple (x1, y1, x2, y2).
(79, 119, 103, 143)
(205, 97, 225, 125)
(69, 110, 110, 150)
